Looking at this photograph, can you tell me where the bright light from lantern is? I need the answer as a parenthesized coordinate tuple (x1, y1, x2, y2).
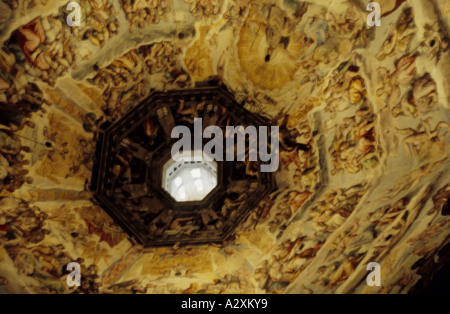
(162, 152, 218, 202)
(191, 168, 201, 178)
(174, 177, 183, 187)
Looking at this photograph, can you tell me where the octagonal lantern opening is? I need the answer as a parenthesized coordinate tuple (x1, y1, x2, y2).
(162, 150, 218, 202)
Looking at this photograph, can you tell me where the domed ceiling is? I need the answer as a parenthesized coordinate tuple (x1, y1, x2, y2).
(0, 0, 449, 294)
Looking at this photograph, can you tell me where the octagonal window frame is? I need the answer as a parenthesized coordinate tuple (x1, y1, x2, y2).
(91, 85, 277, 247)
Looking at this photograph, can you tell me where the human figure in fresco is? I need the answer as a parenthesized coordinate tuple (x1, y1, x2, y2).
(2, 0, 19, 10)
(396, 119, 450, 159)
(112, 149, 133, 185)
(15, 18, 51, 71)
(265, 5, 295, 59)
(1, 48, 17, 96)
(377, 7, 416, 60)
(0, 130, 27, 156)
(426, 184, 450, 219)
(0, 75, 11, 92)
(0, 153, 9, 182)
